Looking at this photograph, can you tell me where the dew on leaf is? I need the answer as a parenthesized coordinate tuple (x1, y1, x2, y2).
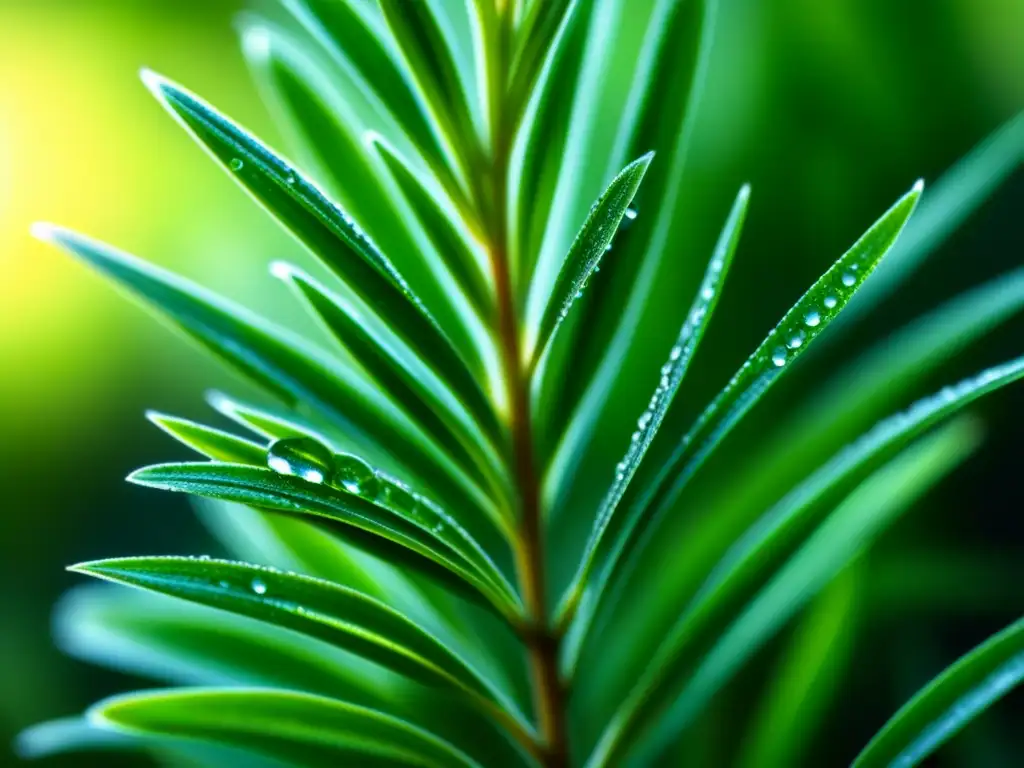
(331, 454, 378, 495)
(771, 347, 788, 367)
(824, 295, 838, 309)
(787, 330, 806, 349)
(229, 158, 244, 172)
(841, 271, 856, 287)
(804, 310, 821, 327)
(624, 207, 638, 221)
(266, 437, 333, 484)
(251, 578, 267, 595)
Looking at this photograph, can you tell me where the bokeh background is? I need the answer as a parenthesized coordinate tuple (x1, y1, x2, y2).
(0, 0, 1020, 765)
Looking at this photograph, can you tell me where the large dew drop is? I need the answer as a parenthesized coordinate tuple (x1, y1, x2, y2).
(266, 437, 332, 484)
(771, 347, 787, 367)
(331, 454, 379, 496)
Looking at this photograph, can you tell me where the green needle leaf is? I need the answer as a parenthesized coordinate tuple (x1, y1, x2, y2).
(71, 557, 518, 724)
(853, 615, 1024, 768)
(141, 70, 494, 426)
(557, 183, 749, 634)
(529, 152, 655, 363)
(90, 687, 484, 768)
(146, 412, 267, 465)
(127, 462, 521, 621)
(568, 182, 923, 659)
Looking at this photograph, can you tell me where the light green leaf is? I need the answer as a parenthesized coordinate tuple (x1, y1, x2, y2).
(378, 0, 482, 185)
(91, 688, 484, 768)
(528, 152, 654, 363)
(141, 70, 492, 416)
(127, 462, 521, 620)
(146, 412, 267, 465)
(369, 135, 493, 318)
(556, 184, 749, 635)
(508, 0, 576, 121)
(71, 557, 520, 728)
(853, 614, 1024, 768)
(596, 417, 981, 766)
(283, 0, 469, 203)
(16, 717, 137, 760)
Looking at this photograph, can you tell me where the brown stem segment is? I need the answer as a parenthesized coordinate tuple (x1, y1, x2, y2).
(484, 8, 568, 765)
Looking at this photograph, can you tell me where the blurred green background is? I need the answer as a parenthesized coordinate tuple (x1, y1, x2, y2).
(0, 0, 1020, 765)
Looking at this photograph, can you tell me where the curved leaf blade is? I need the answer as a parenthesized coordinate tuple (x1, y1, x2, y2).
(127, 462, 521, 620)
(529, 152, 654, 363)
(70, 557, 514, 721)
(853, 615, 1024, 768)
(147, 412, 267, 465)
(91, 688, 484, 768)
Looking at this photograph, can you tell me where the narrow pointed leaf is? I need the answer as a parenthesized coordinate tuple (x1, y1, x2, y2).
(274, 262, 507, 504)
(71, 557, 516, 722)
(509, 0, 575, 118)
(377, 0, 482, 181)
(370, 135, 493, 317)
(572, 182, 923, 645)
(853, 615, 1024, 768)
(91, 688, 484, 768)
(557, 184, 748, 630)
(147, 412, 267, 465)
(127, 462, 521, 619)
(16, 718, 137, 760)
(529, 152, 654, 362)
(282, 0, 465, 200)
(142, 71, 494, 422)
(621, 419, 982, 766)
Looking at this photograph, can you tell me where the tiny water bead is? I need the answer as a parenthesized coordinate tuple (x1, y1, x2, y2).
(266, 437, 333, 484)
(624, 207, 638, 221)
(841, 271, 856, 287)
(771, 347, 787, 367)
(804, 310, 821, 327)
(251, 578, 268, 595)
(787, 330, 806, 349)
(331, 454, 378, 495)
(824, 295, 838, 309)
(229, 158, 244, 172)
(376, 479, 419, 515)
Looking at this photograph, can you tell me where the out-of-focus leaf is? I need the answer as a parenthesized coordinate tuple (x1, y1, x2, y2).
(54, 584, 393, 705)
(146, 412, 266, 465)
(71, 557, 523, 729)
(127, 463, 521, 620)
(33, 225, 485, 517)
(736, 565, 862, 768)
(566, 182, 922, 667)
(596, 417, 980, 766)
(528, 152, 653, 363)
(91, 688, 484, 768)
(378, 0, 482, 185)
(142, 71, 494, 419)
(509, 0, 575, 122)
(852, 614, 1024, 768)
(556, 184, 748, 636)
(16, 717, 136, 760)
(842, 111, 1024, 322)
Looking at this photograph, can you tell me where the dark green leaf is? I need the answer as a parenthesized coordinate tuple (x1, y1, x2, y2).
(853, 614, 1024, 768)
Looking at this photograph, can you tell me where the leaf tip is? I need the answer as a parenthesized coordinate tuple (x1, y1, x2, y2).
(30, 221, 64, 246)
(269, 260, 296, 282)
(241, 24, 272, 62)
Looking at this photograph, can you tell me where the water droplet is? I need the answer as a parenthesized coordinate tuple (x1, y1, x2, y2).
(605, 243, 613, 252)
(771, 347, 787, 367)
(331, 454, 378, 495)
(197, 554, 211, 561)
(286, 175, 296, 185)
(630, 431, 641, 443)
(710, 259, 724, 273)
(218, 580, 231, 589)
(841, 272, 856, 287)
(824, 295, 838, 309)
(267, 437, 332, 484)
(804, 310, 821, 327)
(669, 345, 682, 361)
(229, 158, 244, 172)
(638, 411, 652, 429)
(624, 207, 638, 221)
(787, 330, 805, 349)
(251, 578, 267, 595)
(701, 286, 714, 301)
(575, 290, 583, 299)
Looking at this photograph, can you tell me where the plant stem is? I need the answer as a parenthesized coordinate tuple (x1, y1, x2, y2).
(484, 6, 569, 765)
